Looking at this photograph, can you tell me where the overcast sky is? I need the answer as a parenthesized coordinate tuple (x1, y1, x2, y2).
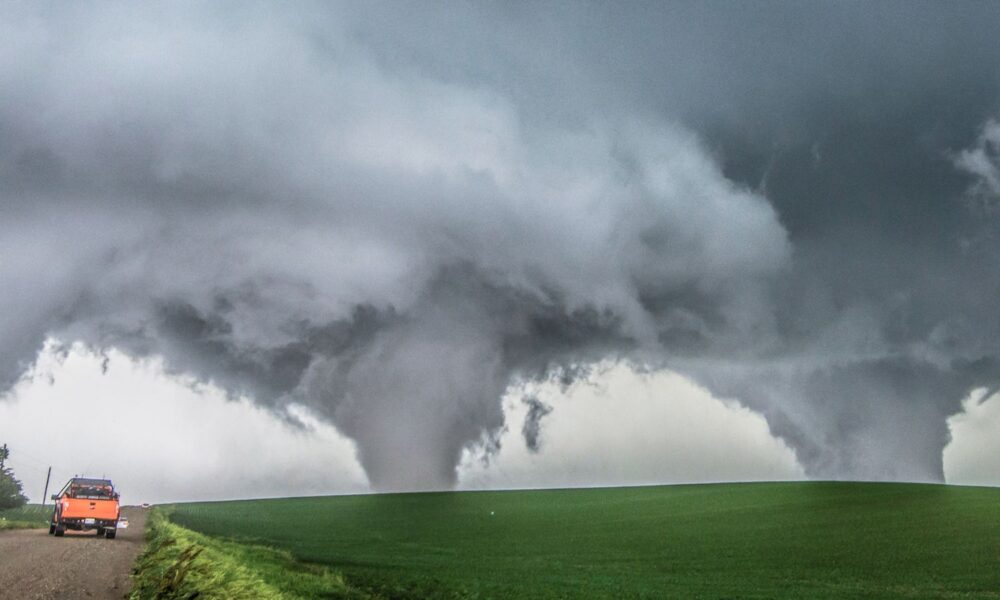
(3, 2, 1000, 498)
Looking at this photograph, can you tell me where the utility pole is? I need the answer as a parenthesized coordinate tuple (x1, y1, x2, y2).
(42, 467, 52, 506)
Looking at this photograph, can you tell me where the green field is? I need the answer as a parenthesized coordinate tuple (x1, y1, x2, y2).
(0, 503, 50, 530)
(165, 482, 1000, 599)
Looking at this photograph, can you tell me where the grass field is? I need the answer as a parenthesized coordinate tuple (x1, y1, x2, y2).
(0, 503, 50, 530)
(166, 482, 1000, 599)
(131, 510, 370, 599)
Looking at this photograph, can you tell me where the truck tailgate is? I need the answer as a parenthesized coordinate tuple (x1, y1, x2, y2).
(62, 498, 119, 520)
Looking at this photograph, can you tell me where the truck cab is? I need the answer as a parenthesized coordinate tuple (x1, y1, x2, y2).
(49, 478, 121, 538)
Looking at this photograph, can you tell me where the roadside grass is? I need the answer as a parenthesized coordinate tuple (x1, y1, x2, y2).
(165, 482, 1000, 599)
(0, 504, 49, 530)
(129, 509, 371, 599)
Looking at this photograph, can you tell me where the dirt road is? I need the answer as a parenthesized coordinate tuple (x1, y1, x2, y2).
(0, 507, 147, 600)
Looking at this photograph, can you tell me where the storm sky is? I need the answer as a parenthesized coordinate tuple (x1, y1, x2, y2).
(3, 2, 1000, 494)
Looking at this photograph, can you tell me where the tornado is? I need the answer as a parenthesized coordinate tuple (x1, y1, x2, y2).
(3, 2, 1000, 489)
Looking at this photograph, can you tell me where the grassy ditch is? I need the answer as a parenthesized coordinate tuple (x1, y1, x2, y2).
(129, 509, 371, 599)
(0, 504, 50, 530)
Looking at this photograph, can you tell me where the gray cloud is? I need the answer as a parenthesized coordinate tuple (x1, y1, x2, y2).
(955, 119, 1000, 207)
(3, 2, 1000, 488)
(521, 395, 553, 454)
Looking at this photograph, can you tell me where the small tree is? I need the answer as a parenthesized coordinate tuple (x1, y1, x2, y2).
(0, 444, 28, 510)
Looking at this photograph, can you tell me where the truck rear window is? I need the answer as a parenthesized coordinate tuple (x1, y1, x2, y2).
(69, 486, 114, 499)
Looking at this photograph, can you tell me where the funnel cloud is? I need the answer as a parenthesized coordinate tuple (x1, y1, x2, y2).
(3, 3, 1000, 489)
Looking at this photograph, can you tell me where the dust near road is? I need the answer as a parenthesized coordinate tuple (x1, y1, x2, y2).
(0, 507, 147, 600)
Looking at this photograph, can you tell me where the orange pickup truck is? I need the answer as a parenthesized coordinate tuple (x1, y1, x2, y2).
(49, 477, 121, 539)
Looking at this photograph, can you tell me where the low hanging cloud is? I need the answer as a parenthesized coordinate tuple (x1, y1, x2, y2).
(0, 342, 369, 503)
(458, 362, 804, 490)
(954, 119, 1000, 203)
(0, 3, 788, 491)
(944, 388, 1000, 486)
(944, 389, 1000, 488)
(520, 395, 554, 454)
(4, 3, 1000, 490)
(953, 115, 1000, 264)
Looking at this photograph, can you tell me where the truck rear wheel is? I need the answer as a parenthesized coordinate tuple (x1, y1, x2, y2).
(48, 523, 55, 535)
(105, 529, 116, 539)
(54, 525, 65, 537)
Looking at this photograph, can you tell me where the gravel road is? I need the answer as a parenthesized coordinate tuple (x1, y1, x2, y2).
(0, 507, 147, 600)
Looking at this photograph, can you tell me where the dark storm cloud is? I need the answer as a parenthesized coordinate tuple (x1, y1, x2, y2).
(521, 395, 554, 454)
(3, 1, 1000, 487)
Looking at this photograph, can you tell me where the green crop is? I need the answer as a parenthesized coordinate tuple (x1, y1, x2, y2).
(165, 482, 1000, 599)
(0, 503, 49, 530)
